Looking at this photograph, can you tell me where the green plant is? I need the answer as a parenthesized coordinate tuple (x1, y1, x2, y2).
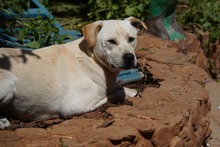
(16, 16, 72, 49)
(138, 47, 150, 51)
(59, 138, 68, 147)
(177, 0, 220, 78)
(177, 0, 220, 43)
(88, 0, 151, 20)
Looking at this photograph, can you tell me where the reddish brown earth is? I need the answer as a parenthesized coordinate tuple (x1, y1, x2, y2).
(0, 33, 211, 147)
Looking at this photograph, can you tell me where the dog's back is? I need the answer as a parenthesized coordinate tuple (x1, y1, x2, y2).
(0, 46, 68, 120)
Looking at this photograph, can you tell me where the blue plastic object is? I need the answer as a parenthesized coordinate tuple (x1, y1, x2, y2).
(117, 69, 144, 84)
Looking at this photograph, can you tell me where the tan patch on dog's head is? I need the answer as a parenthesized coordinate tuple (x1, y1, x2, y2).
(125, 16, 148, 32)
(82, 21, 103, 48)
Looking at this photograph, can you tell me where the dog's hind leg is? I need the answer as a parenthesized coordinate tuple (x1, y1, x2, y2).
(0, 69, 16, 129)
(0, 69, 17, 108)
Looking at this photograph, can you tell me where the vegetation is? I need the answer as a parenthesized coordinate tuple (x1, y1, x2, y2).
(0, 0, 72, 49)
(16, 16, 72, 49)
(88, 0, 150, 20)
(0, 0, 29, 14)
(177, 0, 220, 43)
(177, 0, 220, 78)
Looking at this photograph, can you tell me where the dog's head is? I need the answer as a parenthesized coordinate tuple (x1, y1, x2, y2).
(82, 17, 147, 72)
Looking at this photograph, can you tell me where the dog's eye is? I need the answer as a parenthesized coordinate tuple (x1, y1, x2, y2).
(128, 37, 135, 43)
(107, 39, 117, 45)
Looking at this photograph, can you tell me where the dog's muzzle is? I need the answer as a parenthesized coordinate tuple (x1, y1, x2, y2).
(122, 53, 136, 70)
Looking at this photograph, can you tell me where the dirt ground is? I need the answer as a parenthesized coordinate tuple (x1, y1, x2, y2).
(0, 33, 212, 146)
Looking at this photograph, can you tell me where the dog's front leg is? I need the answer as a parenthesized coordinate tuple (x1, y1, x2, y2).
(123, 87, 138, 97)
(107, 86, 138, 103)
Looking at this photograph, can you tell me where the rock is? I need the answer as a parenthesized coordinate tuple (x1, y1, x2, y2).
(170, 136, 184, 147)
(176, 32, 208, 70)
(98, 125, 138, 146)
(129, 117, 155, 136)
(152, 126, 171, 147)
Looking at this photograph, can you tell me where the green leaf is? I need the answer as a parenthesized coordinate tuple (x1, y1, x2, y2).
(17, 28, 27, 42)
(112, 4, 119, 10)
(125, 6, 136, 16)
(88, 0, 94, 5)
(0, 8, 12, 15)
(44, 30, 52, 44)
(137, 4, 145, 12)
(106, 12, 112, 19)
(202, 22, 211, 29)
(26, 41, 41, 49)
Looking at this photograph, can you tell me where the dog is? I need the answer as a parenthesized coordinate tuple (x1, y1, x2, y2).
(0, 17, 147, 129)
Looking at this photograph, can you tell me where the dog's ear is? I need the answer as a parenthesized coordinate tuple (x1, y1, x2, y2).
(82, 21, 103, 48)
(125, 16, 148, 32)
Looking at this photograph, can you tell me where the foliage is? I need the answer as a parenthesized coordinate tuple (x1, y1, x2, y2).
(0, 0, 72, 49)
(38, 0, 49, 7)
(177, 0, 220, 78)
(49, 1, 85, 17)
(0, 0, 29, 14)
(177, 0, 220, 43)
(0, 0, 49, 13)
(16, 16, 72, 49)
(59, 138, 68, 147)
(47, 0, 89, 31)
(88, 0, 151, 20)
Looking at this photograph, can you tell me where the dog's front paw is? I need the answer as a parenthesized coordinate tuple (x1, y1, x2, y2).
(124, 87, 138, 97)
(0, 118, 10, 130)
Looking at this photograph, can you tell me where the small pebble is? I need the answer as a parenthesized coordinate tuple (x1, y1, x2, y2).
(217, 106, 220, 110)
(204, 79, 210, 84)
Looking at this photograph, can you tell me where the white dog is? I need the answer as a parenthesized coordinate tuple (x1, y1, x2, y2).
(0, 17, 147, 129)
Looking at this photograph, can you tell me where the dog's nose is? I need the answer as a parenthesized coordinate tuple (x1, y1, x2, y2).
(123, 53, 134, 63)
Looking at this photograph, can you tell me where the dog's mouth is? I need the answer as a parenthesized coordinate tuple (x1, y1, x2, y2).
(121, 65, 134, 70)
(111, 64, 116, 69)
(111, 64, 135, 70)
